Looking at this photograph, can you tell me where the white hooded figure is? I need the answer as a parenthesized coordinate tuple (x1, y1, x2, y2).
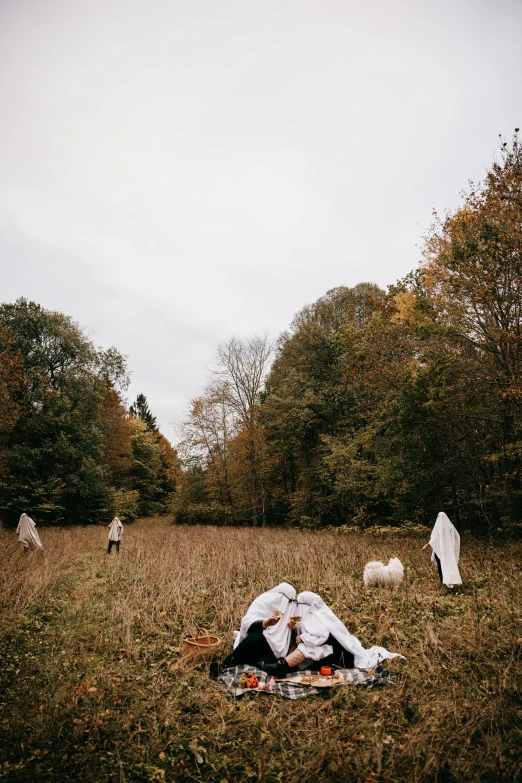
(294, 597, 334, 665)
(16, 513, 44, 552)
(233, 582, 297, 659)
(426, 512, 462, 588)
(296, 591, 405, 670)
(107, 517, 123, 554)
(363, 557, 404, 587)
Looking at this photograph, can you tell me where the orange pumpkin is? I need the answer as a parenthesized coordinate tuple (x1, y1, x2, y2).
(246, 675, 259, 688)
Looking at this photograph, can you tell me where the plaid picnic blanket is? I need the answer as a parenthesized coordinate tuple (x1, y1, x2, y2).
(217, 664, 396, 700)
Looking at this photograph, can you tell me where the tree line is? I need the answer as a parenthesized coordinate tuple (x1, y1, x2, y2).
(0, 300, 178, 527)
(177, 133, 522, 534)
(2, 134, 520, 533)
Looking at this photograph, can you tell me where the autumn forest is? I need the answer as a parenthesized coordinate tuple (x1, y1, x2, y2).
(2, 135, 522, 535)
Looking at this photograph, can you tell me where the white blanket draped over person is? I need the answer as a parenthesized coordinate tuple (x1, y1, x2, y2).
(293, 600, 333, 665)
(296, 591, 405, 670)
(427, 512, 462, 588)
(16, 513, 44, 551)
(233, 582, 297, 659)
(108, 517, 123, 542)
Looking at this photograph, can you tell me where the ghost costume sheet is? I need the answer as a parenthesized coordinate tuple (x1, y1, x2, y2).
(16, 514, 44, 551)
(296, 592, 405, 670)
(108, 518, 123, 541)
(234, 582, 297, 659)
(296, 618, 334, 664)
(429, 512, 462, 588)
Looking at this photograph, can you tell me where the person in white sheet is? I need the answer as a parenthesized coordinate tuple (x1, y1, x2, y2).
(107, 517, 123, 554)
(216, 583, 298, 677)
(293, 591, 405, 670)
(291, 595, 333, 668)
(421, 511, 462, 588)
(257, 598, 335, 676)
(16, 513, 44, 553)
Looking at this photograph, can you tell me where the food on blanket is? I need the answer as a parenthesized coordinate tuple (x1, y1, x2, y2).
(300, 675, 313, 685)
(238, 672, 259, 689)
(258, 684, 270, 691)
(273, 610, 284, 617)
(290, 616, 302, 622)
(320, 666, 332, 676)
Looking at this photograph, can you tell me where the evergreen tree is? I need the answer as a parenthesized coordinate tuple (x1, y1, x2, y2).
(130, 393, 158, 432)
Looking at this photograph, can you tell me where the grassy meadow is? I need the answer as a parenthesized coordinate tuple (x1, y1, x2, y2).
(0, 518, 521, 783)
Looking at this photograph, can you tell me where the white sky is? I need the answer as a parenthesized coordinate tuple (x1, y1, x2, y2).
(1, 0, 521, 441)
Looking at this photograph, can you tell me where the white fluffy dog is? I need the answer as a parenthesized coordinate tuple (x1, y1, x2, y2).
(363, 557, 404, 587)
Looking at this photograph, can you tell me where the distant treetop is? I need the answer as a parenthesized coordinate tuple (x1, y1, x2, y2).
(130, 393, 158, 433)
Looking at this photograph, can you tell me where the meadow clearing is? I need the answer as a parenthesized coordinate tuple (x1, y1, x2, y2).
(0, 519, 521, 783)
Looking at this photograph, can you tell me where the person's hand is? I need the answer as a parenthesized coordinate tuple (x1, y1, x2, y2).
(263, 615, 281, 629)
(421, 543, 430, 551)
(287, 620, 297, 630)
(296, 635, 302, 645)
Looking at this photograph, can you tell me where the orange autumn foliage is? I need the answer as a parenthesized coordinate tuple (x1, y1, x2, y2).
(0, 328, 24, 469)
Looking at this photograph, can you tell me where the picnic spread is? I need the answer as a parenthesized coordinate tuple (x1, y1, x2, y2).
(217, 664, 397, 700)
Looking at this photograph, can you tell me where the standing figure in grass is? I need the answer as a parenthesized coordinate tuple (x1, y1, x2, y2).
(421, 511, 462, 588)
(107, 516, 123, 555)
(16, 513, 44, 554)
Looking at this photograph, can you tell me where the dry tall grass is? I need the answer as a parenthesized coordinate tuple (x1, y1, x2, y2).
(0, 518, 521, 783)
(0, 526, 107, 611)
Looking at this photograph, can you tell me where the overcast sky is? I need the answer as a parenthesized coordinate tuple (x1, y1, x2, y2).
(1, 0, 521, 441)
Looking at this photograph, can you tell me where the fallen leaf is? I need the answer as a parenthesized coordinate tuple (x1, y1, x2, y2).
(76, 681, 91, 696)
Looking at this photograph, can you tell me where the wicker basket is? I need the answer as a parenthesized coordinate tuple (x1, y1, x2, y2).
(182, 628, 222, 660)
